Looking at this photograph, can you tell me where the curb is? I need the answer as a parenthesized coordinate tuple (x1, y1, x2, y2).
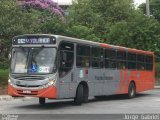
(0, 95, 14, 101)
(0, 95, 32, 101)
(154, 86, 160, 89)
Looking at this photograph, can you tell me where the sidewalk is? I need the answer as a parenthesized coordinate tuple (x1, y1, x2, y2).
(0, 95, 32, 101)
(0, 95, 14, 101)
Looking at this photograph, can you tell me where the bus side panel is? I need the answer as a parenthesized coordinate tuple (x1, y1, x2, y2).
(103, 69, 121, 95)
(116, 70, 131, 94)
(73, 68, 95, 97)
(135, 71, 155, 92)
(116, 70, 155, 94)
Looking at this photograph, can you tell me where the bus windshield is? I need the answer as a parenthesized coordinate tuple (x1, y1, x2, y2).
(11, 47, 57, 74)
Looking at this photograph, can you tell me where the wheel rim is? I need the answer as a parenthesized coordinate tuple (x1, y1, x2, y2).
(130, 87, 134, 97)
(130, 84, 135, 97)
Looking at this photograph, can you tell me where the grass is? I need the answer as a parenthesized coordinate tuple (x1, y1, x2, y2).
(0, 69, 9, 88)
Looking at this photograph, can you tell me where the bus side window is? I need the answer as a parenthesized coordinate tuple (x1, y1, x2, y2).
(59, 42, 74, 77)
(117, 50, 127, 69)
(91, 47, 103, 68)
(127, 52, 136, 70)
(137, 54, 145, 70)
(145, 55, 153, 71)
(76, 44, 90, 68)
(105, 49, 117, 69)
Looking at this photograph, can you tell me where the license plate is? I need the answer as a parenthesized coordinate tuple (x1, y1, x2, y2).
(22, 90, 31, 94)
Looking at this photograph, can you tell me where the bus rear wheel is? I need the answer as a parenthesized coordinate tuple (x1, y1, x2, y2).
(128, 82, 136, 99)
(74, 84, 84, 105)
(39, 98, 45, 105)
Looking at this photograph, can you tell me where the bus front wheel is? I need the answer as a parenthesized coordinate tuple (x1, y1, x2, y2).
(39, 98, 45, 105)
(128, 82, 136, 99)
(74, 84, 84, 105)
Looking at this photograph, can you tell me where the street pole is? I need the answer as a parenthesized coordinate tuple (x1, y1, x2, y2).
(146, 0, 150, 16)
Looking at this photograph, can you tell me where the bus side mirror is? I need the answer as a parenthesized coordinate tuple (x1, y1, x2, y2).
(8, 52, 11, 60)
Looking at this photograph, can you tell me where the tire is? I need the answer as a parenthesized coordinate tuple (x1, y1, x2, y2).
(39, 98, 45, 105)
(74, 84, 84, 105)
(83, 86, 89, 103)
(128, 82, 136, 99)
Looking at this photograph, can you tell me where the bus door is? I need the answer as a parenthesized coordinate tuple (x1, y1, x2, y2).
(58, 42, 74, 98)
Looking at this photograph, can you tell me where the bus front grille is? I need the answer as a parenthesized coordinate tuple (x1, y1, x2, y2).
(16, 84, 41, 88)
(12, 75, 45, 81)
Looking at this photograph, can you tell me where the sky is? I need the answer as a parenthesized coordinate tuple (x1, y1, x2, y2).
(134, 0, 146, 6)
(54, 0, 146, 6)
(54, 0, 72, 5)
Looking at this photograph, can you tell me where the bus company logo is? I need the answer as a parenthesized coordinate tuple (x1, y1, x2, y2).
(2, 114, 18, 120)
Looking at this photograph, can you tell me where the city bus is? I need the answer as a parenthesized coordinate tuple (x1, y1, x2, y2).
(8, 34, 155, 105)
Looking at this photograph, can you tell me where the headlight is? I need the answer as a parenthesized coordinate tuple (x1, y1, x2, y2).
(48, 80, 56, 86)
(42, 79, 56, 89)
(8, 79, 11, 83)
(8, 78, 14, 86)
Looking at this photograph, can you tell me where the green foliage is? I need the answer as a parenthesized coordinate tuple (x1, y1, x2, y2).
(108, 11, 160, 52)
(0, 57, 9, 70)
(65, 25, 100, 42)
(67, 0, 160, 55)
(155, 63, 160, 78)
(139, 0, 160, 21)
(0, 69, 9, 87)
(0, 0, 64, 69)
(68, 0, 135, 40)
(38, 14, 66, 35)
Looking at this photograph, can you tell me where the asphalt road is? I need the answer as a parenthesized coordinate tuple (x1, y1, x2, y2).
(0, 89, 160, 120)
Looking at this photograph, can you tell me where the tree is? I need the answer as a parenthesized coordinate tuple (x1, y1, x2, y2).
(16, 0, 64, 17)
(67, 0, 160, 54)
(67, 0, 135, 41)
(0, 0, 64, 69)
(0, 0, 36, 68)
(139, 0, 160, 21)
(108, 11, 160, 53)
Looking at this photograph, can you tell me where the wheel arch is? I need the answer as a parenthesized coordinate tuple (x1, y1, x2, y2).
(78, 81, 89, 93)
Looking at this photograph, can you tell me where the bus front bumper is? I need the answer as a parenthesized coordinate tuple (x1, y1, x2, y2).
(8, 84, 57, 99)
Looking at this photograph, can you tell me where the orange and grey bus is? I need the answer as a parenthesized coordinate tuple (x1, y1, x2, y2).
(8, 34, 155, 105)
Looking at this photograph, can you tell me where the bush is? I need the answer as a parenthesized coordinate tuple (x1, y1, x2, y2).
(155, 62, 160, 79)
(0, 56, 9, 70)
(0, 69, 9, 87)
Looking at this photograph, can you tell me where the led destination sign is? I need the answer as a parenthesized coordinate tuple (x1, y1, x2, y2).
(13, 36, 56, 45)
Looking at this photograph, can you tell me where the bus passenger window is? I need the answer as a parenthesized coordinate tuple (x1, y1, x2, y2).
(127, 52, 136, 70)
(91, 47, 103, 68)
(137, 54, 145, 70)
(105, 49, 116, 69)
(76, 44, 90, 67)
(59, 42, 74, 77)
(105, 60, 116, 68)
(117, 61, 127, 69)
(145, 55, 153, 71)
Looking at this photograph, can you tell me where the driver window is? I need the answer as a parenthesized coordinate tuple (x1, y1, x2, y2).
(59, 42, 74, 77)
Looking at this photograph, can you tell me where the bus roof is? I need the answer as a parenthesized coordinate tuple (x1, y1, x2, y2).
(13, 34, 154, 55)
